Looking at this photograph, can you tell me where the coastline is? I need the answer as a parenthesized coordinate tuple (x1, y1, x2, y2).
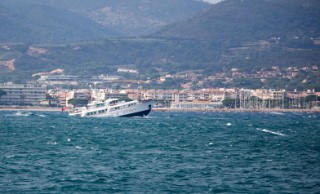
(0, 106, 319, 113)
(153, 108, 320, 113)
(0, 106, 61, 112)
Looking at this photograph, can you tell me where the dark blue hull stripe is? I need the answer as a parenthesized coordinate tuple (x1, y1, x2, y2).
(120, 109, 151, 117)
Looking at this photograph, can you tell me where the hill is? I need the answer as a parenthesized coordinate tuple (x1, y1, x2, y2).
(0, 1, 118, 43)
(150, 0, 320, 74)
(154, 0, 320, 43)
(0, 0, 209, 43)
(0, 0, 319, 90)
(46, 0, 210, 36)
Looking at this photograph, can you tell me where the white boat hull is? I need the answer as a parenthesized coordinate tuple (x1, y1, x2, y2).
(69, 100, 154, 118)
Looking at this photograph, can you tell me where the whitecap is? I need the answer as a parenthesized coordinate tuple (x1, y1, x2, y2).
(269, 112, 285, 115)
(36, 114, 46, 117)
(256, 128, 286, 136)
(75, 146, 82, 149)
(13, 111, 30, 117)
(5, 154, 15, 158)
(226, 123, 232, 126)
(144, 116, 156, 119)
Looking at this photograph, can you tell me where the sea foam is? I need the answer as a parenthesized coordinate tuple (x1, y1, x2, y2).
(256, 128, 286, 136)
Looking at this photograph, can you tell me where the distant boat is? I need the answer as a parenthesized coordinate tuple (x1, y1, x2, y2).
(68, 98, 154, 117)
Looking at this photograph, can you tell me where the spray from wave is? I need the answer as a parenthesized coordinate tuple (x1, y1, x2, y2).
(256, 128, 286, 136)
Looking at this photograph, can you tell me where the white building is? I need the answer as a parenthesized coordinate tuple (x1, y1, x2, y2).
(0, 82, 47, 105)
(38, 75, 78, 85)
(91, 75, 121, 82)
(171, 101, 223, 109)
(117, 68, 139, 74)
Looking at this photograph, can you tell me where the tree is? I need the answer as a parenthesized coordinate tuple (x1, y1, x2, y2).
(0, 89, 6, 98)
(68, 99, 89, 107)
(118, 96, 133, 102)
(0, 89, 7, 104)
(222, 98, 239, 108)
(305, 94, 317, 102)
(20, 94, 26, 105)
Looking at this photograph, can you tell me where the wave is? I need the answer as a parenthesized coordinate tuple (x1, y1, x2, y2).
(256, 128, 286, 136)
(8, 111, 46, 117)
(12, 111, 31, 117)
(35, 114, 46, 118)
(268, 112, 285, 115)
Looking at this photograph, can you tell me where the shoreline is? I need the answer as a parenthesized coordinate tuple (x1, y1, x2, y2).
(0, 106, 61, 112)
(153, 108, 320, 113)
(0, 106, 319, 113)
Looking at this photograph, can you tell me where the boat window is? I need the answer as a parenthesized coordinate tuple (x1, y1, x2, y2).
(96, 103, 105, 107)
(98, 110, 105, 114)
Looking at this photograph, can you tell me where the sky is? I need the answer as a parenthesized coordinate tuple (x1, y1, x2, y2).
(203, 0, 222, 4)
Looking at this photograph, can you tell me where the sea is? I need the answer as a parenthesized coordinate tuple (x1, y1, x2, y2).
(0, 111, 319, 193)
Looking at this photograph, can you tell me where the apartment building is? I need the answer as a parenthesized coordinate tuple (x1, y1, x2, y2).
(38, 75, 78, 85)
(0, 82, 47, 105)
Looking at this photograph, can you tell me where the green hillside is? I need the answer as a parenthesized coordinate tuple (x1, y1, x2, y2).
(0, 0, 319, 90)
(154, 0, 320, 43)
(0, 0, 209, 43)
(0, 1, 118, 43)
(46, 0, 210, 36)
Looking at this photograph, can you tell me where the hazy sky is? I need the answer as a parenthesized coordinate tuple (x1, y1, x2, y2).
(203, 0, 222, 4)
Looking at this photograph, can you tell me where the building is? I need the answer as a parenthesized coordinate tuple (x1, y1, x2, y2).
(38, 75, 78, 85)
(105, 90, 128, 99)
(0, 82, 47, 105)
(91, 75, 121, 82)
(117, 68, 139, 74)
(171, 101, 223, 109)
(47, 90, 74, 107)
(142, 90, 177, 101)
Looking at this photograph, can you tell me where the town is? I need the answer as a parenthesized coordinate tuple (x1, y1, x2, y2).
(0, 66, 319, 111)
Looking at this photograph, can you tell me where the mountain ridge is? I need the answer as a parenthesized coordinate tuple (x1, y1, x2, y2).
(0, 0, 210, 43)
(153, 0, 320, 43)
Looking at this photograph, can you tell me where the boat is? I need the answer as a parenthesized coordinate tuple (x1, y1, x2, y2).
(68, 98, 154, 117)
(68, 86, 154, 117)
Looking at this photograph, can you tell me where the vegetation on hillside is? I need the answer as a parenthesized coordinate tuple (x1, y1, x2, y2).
(0, 0, 209, 43)
(154, 0, 320, 43)
(0, 0, 319, 91)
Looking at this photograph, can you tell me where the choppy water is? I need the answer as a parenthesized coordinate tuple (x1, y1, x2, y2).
(1, 111, 319, 193)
